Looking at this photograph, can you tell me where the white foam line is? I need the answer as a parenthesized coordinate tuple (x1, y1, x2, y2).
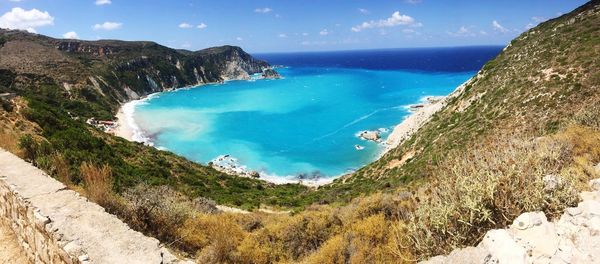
(120, 93, 160, 146)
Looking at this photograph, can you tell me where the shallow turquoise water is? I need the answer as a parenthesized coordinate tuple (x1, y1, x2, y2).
(132, 67, 474, 181)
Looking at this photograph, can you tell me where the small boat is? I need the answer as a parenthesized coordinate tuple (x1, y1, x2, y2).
(355, 144, 365, 150)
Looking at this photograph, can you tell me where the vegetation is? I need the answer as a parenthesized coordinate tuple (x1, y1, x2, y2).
(0, 1, 598, 263)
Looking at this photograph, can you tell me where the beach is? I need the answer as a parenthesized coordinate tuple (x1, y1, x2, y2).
(383, 79, 472, 153)
(114, 105, 134, 141)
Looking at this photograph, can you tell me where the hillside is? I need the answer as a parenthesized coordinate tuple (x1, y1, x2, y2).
(0, 29, 277, 119)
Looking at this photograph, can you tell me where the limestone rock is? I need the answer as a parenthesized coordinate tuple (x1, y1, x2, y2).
(590, 178, 600, 192)
(358, 130, 381, 142)
(543, 174, 562, 192)
(445, 246, 490, 264)
(509, 212, 559, 262)
(480, 229, 528, 264)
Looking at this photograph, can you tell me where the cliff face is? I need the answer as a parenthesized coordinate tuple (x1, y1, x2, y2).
(0, 29, 278, 106)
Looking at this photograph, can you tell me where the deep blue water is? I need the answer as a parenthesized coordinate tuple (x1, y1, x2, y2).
(255, 46, 502, 72)
(130, 46, 502, 183)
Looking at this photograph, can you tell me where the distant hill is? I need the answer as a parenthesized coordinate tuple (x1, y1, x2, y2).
(0, 29, 275, 118)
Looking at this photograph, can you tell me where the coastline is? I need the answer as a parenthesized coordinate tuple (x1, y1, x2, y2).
(113, 77, 473, 187)
(382, 78, 473, 154)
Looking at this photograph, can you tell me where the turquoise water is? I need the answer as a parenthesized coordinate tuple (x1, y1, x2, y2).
(131, 67, 474, 182)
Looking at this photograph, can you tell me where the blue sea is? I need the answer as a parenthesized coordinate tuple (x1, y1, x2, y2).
(128, 46, 502, 183)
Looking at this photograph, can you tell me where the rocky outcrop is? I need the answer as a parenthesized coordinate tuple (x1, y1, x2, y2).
(262, 68, 281, 79)
(421, 177, 600, 264)
(358, 130, 381, 142)
(0, 149, 193, 264)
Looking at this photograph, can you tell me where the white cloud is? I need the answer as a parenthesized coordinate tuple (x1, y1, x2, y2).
(402, 28, 415, 34)
(181, 42, 191, 49)
(302, 32, 309, 36)
(447, 26, 475, 37)
(278, 33, 287, 38)
(526, 16, 547, 29)
(319, 29, 329, 36)
(532, 16, 546, 23)
(8, 0, 23, 2)
(95, 0, 111, 5)
(236, 37, 243, 41)
(405, 0, 422, 4)
(358, 8, 370, 15)
(62, 31, 79, 39)
(351, 11, 416, 32)
(492, 20, 508, 33)
(0, 7, 54, 33)
(254, 7, 272, 13)
(179, 22, 193, 28)
(179, 22, 207, 29)
(525, 23, 535, 30)
(93, 21, 122, 31)
(480, 30, 488, 35)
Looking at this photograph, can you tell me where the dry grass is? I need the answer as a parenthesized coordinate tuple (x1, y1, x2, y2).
(80, 162, 114, 207)
(50, 153, 71, 184)
(402, 129, 594, 259)
(0, 132, 20, 154)
(178, 213, 247, 263)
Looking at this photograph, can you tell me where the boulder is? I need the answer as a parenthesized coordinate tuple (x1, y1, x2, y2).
(359, 130, 381, 142)
(543, 174, 562, 192)
(250, 170, 260, 178)
(590, 178, 600, 192)
(578, 200, 600, 218)
(444, 246, 490, 264)
(480, 229, 528, 264)
(509, 212, 559, 262)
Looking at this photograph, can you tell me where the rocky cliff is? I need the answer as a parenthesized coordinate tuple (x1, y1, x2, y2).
(0, 29, 278, 109)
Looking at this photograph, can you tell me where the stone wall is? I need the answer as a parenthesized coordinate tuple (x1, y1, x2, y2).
(0, 149, 193, 264)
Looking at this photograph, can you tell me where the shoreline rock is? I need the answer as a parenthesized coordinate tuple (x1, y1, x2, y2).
(358, 130, 382, 142)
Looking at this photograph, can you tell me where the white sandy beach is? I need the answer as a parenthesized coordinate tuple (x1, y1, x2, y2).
(114, 106, 134, 141)
(383, 79, 472, 153)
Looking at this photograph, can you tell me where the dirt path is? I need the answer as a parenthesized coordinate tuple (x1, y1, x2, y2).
(0, 222, 30, 264)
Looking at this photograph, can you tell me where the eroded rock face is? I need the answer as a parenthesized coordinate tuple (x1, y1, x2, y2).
(420, 178, 600, 264)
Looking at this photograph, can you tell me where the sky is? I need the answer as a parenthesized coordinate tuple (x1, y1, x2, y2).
(0, 0, 589, 53)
